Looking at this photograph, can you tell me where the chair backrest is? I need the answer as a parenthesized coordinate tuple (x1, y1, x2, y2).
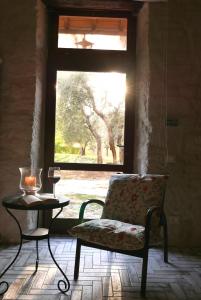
(102, 174, 168, 242)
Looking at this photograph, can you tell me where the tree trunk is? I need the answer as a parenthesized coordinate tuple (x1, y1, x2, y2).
(117, 130, 124, 163)
(108, 126, 117, 164)
(91, 99, 117, 164)
(96, 136, 103, 164)
(80, 141, 88, 156)
(80, 147, 85, 156)
(84, 115, 103, 164)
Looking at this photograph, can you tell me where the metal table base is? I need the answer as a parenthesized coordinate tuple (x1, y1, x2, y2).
(0, 201, 70, 295)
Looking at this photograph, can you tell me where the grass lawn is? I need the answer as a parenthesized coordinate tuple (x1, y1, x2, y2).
(52, 164, 113, 219)
(53, 192, 105, 219)
(55, 152, 114, 164)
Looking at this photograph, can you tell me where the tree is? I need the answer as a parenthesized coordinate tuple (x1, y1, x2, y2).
(56, 73, 103, 163)
(89, 94, 118, 164)
(56, 79, 92, 155)
(56, 72, 125, 164)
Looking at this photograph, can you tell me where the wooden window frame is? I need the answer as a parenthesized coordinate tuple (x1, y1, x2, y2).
(44, 8, 138, 191)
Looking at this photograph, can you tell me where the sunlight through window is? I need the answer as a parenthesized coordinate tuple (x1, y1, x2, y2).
(58, 16, 127, 50)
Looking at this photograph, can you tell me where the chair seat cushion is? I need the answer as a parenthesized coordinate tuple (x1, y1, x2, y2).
(69, 219, 145, 251)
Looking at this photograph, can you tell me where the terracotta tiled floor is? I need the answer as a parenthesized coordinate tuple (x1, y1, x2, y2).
(0, 237, 201, 300)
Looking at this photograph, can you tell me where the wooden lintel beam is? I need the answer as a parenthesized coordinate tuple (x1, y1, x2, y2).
(42, 0, 143, 14)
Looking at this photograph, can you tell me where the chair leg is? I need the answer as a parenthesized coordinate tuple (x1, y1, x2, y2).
(163, 215, 168, 263)
(74, 239, 81, 280)
(140, 248, 149, 297)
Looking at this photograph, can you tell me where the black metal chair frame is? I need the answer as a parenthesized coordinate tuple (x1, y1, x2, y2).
(73, 199, 168, 297)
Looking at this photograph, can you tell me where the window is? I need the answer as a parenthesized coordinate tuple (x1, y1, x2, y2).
(55, 70, 126, 165)
(45, 11, 136, 173)
(44, 9, 137, 226)
(58, 16, 127, 50)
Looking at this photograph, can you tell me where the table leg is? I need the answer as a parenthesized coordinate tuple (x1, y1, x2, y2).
(33, 210, 40, 274)
(47, 207, 70, 293)
(33, 240, 39, 275)
(0, 208, 23, 295)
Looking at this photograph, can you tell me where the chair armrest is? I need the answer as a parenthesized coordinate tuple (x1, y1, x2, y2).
(79, 199, 105, 222)
(144, 206, 161, 247)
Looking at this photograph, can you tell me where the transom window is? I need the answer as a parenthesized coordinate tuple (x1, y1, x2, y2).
(58, 16, 127, 50)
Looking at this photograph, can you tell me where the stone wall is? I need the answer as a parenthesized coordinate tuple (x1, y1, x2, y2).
(0, 0, 46, 243)
(148, 0, 201, 246)
(31, 0, 47, 169)
(136, 0, 201, 246)
(135, 3, 151, 175)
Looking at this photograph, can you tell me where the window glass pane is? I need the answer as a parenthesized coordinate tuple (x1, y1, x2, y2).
(55, 71, 126, 165)
(58, 16, 127, 50)
(53, 170, 115, 219)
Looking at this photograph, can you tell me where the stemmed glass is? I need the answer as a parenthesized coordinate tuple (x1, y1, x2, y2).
(48, 167, 61, 198)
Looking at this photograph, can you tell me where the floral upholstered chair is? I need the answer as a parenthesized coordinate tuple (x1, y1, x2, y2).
(70, 174, 169, 296)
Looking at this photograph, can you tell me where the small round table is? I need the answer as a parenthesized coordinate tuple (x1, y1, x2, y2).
(0, 194, 70, 295)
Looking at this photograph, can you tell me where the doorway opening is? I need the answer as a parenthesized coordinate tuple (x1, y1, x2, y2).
(44, 10, 137, 230)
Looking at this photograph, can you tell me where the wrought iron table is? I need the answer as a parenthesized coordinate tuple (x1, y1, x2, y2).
(0, 194, 70, 295)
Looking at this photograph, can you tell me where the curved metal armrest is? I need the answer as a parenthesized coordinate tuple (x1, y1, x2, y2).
(79, 199, 105, 222)
(145, 206, 161, 228)
(144, 206, 161, 246)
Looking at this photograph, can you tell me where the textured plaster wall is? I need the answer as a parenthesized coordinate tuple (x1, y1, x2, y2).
(31, 0, 47, 169)
(148, 3, 168, 174)
(148, 0, 201, 246)
(0, 0, 46, 243)
(136, 0, 201, 246)
(135, 4, 151, 175)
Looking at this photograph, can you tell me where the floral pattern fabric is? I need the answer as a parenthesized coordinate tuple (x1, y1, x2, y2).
(102, 174, 168, 242)
(102, 174, 167, 224)
(70, 219, 145, 251)
(70, 174, 168, 250)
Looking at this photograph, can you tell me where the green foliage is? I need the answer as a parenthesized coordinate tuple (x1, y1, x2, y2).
(56, 73, 94, 147)
(55, 142, 66, 154)
(55, 71, 125, 163)
(55, 132, 66, 153)
(55, 132, 80, 154)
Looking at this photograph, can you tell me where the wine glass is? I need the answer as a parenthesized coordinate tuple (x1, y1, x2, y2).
(48, 167, 61, 198)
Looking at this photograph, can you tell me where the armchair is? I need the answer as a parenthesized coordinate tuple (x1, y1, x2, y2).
(69, 174, 169, 296)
